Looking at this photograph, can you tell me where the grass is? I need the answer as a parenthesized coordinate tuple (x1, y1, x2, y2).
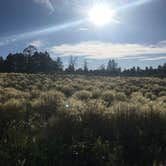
(0, 73, 166, 165)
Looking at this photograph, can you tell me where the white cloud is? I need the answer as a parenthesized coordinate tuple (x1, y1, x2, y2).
(78, 28, 89, 31)
(141, 56, 166, 61)
(0, 38, 16, 46)
(119, 56, 149, 60)
(50, 41, 166, 60)
(29, 40, 44, 48)
(34, 0, 54, 13)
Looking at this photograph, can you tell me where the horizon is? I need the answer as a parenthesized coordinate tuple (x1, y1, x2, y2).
(0, 0, 166, 69)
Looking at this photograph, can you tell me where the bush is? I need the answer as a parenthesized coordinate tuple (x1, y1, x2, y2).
(0, 88, 30, 103)
(92, 89, 101, 99)
(114, 92, 127, 101)
(66, 98, 85, 113)
(74, 90, 92, 101)
(157, 96, 166, 104)
(59, 85, 75, 97)
(131, 92, 149, 104)
(159, 91, 166, 97)
(145, 92, 156, 100)
(32, 90, 65, 114)
(101, 91, 115, 106)
(2, 98, 26, 112)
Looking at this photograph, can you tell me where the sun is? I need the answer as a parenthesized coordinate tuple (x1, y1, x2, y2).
(88, 4, 116, 26)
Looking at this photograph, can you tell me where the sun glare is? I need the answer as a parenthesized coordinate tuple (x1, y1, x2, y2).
(88, 4, 116, 26)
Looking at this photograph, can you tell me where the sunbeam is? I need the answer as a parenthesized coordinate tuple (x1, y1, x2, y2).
(0, 0, 154, 44)
(0, 19, 84, 42)
(117, 0, 154, 11)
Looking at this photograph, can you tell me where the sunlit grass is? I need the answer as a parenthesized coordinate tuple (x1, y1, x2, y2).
(0, 73, 166, 165)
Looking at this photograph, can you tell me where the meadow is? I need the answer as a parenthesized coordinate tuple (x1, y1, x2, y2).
(0, 73, 166, 165)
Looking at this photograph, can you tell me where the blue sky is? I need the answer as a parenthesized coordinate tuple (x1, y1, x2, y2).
(0, 0, 166, 69)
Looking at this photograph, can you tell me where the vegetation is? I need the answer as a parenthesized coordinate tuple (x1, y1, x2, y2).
(0, 73, 166, 165)
(0, 45, 166, 77)
(0, 45, 63, 73)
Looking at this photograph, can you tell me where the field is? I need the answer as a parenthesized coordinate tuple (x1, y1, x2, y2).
(0, 73, 166, 165)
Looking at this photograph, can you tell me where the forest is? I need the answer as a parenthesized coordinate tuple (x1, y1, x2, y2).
(0, 45, 166, 77)
(0, 45, 166, 165)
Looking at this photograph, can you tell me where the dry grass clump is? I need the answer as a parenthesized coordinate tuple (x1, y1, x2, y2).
(131, 92, 149, 104)
(58, 85, 75, 97)
(156, 96, 166, 105)
(114, 92, 127, 101)
(32, 90, 65, 112)
(159, 91, 166, 97)
(92, 89, 101, 99)
(73, 90, 92, 101)
(0, 87, 30, 103)
(145, 92, 156, 100)
(65, 98, 85, 114)
(1, 98, 26, 112)
(101, 90, 115, 106)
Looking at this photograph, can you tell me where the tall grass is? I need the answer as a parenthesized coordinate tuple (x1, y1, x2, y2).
(0, 73, 166, 165)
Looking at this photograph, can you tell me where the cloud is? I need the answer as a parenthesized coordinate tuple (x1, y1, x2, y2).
(34, 0, 54, 13)
(50, 41, 166, 60)
(0, 39, 16, 47)
(29, 40, 44, 48)
(141, 56, 166, 61)
(78, 28, 89, 31)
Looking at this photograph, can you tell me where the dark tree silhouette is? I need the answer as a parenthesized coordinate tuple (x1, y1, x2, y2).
(66, 56, 77, 72)
(106, 59, 121, 75)
(23, 45, 38, 56)
(1, 46, 63, 73)
(0, 46, 166, 77)
(0, 56, 5, 72)
(56, 57, 63, 71)
(83, 60, 88, 72)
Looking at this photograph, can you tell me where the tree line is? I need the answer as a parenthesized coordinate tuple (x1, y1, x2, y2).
(0, 45, 166, 77)
(0, 45, 63, 73)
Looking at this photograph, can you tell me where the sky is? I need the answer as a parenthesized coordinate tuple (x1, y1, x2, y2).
(0, 0, 166, 69)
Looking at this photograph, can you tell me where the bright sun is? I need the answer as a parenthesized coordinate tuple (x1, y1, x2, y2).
(88, 4, 115, 26)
